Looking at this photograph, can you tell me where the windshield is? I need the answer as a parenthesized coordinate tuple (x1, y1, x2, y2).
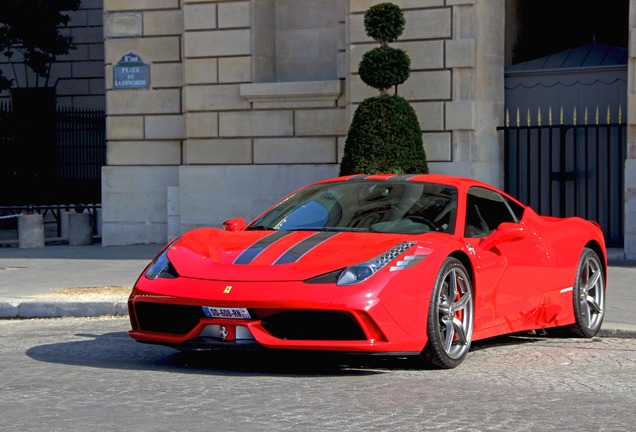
(249, 181, 457, 234)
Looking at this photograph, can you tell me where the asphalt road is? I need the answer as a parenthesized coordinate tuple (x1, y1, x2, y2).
(2, 317, 635, 432)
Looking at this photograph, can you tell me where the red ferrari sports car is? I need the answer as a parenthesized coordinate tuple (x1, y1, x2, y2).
(128, 174, 607, 368)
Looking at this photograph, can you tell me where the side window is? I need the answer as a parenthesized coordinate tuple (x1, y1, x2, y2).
(464, 187, 517, 238)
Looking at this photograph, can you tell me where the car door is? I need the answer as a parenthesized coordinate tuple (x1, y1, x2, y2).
(463, 187, 548, 333)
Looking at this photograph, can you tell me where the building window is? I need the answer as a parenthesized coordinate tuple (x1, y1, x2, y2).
(253, 0, 341, 82)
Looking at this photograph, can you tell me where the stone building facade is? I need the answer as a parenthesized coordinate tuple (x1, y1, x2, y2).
(102, 0, 506, 246)
(100, 0, 636, 261)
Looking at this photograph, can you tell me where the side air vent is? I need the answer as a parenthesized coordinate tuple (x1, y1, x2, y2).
(134, 303, 204, 335)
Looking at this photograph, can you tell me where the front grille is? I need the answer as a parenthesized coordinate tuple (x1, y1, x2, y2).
(261, 311, 366, 341)
(133, 303, 367, 342)
(134, 302, 204, 335)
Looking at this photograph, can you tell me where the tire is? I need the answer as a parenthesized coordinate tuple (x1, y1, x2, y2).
(422, 257, 474, 369)
(566, 247, 605, 337)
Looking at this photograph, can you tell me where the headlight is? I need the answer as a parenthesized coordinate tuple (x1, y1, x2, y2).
(337, 241, 417, 286)
(145, 239, 180, 280)
(337, 263, 378, 286)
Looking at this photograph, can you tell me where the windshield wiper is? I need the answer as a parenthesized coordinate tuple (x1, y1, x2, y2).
(245, 225, 277, 231)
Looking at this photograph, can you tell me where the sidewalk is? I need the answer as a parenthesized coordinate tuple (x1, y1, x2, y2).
(0, 243, 159, 319)
(0, 243, 635, 337)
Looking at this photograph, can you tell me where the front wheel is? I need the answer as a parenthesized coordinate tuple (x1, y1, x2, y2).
(421, 257, 474, 369)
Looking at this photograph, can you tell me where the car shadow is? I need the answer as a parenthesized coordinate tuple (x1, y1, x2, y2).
(469, 333, 547, 352)
(25, 331, 402, 376)
(26, 331, 549, 376)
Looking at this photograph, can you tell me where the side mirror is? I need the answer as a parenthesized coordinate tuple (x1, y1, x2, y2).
(479, 222, 528, 251)
(223, 218, 246, 231)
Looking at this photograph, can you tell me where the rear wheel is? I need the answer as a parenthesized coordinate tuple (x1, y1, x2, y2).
(422, 257, 474, 369)
(566, 247, 605, 337)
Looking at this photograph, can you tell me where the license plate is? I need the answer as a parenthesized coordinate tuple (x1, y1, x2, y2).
(202, 306, 251, 319)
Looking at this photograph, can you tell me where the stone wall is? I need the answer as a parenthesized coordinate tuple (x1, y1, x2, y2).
(102, 0, 348, 245)
(101, 0, 506, 245)
(102, 0, 183, 245)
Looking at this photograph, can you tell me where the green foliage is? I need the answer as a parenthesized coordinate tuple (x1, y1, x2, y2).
(0, 0, 80, 91)
(341, 2, 428, 176)
(359, 46, 410, 92)
(364, 2, 405, 44)
(340, 95, 428, 176)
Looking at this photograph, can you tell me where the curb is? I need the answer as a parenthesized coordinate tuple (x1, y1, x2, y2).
(0, 300, 128, 319)
(599, 323, 636, 339)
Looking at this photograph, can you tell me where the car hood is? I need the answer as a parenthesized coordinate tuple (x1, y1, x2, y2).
(166, 228, 435, 282)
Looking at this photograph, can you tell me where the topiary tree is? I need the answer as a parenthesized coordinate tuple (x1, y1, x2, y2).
(340, 2, 428, 176)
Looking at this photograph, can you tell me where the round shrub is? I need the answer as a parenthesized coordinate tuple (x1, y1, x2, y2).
(364, 2, 405, 43)
(359, 46, 410, 91)
(340, 95, 428, 175)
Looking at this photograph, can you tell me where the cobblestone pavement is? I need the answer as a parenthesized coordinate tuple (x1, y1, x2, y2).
(1, 317, 635, 432)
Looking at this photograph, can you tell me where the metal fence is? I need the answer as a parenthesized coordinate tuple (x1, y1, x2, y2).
(499, 106, 626, 247)
(0, 102, 105, 205)
(55, 106, 106, 181)
(0, 100, 14, 146)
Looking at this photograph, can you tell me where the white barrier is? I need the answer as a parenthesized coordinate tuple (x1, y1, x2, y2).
(69, 212, 93, 246)
(18, 214, 45, 248)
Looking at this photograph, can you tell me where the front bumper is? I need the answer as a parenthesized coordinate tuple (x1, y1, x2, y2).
(128, 275, 428, 354)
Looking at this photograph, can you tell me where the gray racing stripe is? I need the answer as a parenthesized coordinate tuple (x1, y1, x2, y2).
(233, 231, 292, 264)
(273, 231, 340, 265)
(386, 174, 418, 181)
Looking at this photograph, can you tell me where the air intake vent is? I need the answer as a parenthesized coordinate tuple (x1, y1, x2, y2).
(135, 303, 204, 334)
(261, 311, 366, 340)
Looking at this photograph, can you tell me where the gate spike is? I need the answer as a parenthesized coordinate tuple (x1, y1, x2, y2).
(505, 108, 509, 127)
(549, 106, 553, 126)
(573, 106, 577, 125)
(560, 106, 564, 125)
(606, 105, 611, 124)
(537, 107, 542, 126)
(584, 106, 588, 125)
(527, 108, 531, 126)
(619, 105, 623, 124)
(516, 107, 520, 127)
(595, 105, 600, 125)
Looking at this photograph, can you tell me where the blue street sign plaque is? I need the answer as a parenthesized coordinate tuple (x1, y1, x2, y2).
(113, 52, 150, 89)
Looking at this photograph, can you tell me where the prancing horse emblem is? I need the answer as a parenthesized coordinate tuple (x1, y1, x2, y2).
(219, 326, 228, 340)
(224, 286, 232, 294)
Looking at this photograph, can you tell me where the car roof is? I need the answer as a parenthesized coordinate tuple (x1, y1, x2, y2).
(318, 174, 493, 190)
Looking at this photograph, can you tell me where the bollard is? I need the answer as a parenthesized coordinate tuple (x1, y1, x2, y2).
(18, 214, 45, 248)
(95, 208, 103, 238)
(68, 212, 93, 246)
(60, 210, 72, 241)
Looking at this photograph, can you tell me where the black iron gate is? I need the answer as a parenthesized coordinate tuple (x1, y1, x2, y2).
(499, 107, 626, 247)
(0, 102, 105, 205)
(55, 107, 106, 203)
